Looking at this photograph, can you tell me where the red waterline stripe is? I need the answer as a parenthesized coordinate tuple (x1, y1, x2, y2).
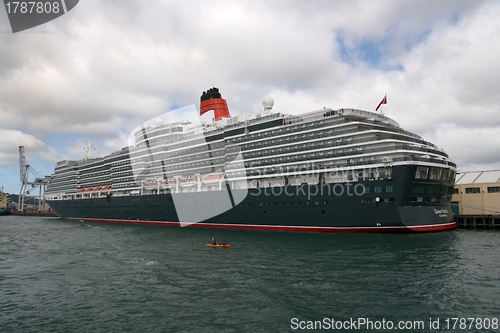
(61, 217, 457, 232)
(406, 222, 457, 232)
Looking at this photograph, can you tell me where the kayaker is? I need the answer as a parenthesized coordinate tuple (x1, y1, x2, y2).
(212, 238, 218, 245)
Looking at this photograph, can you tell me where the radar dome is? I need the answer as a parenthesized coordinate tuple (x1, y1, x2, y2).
(262, 96, 274, 112)
(154, 118, 164, 127)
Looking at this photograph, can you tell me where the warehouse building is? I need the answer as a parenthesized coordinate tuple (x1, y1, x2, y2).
(452, 170, 500, 215)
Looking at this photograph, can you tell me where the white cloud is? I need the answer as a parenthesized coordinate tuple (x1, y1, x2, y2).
(0, 129, 61, 166)
(427, 124, 500, 171)
(376, 1, 500, 171)
(0, 130, 61, 193)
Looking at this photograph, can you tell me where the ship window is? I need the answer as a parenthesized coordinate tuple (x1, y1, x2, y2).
(323, 201, 327, 205)
(364, 187, 370, 194)
(374, 186, 382, 193)
(427, 184, 440, 194)
(449, 171, 456, 182)
(412, 184, 425, 194)
(315, 201, 320, 205)
(429, 168, 441, 180)
(306, 201, 310, 205)
(386, 186, 393, 193)
(415, 167, 429, 179)
(411, 196, 424, 203)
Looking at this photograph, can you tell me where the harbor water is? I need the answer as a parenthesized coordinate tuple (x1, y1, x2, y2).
(1, 216, 499, 332)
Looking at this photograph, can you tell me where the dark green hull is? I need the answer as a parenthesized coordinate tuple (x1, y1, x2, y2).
(47, 165, 456, 232)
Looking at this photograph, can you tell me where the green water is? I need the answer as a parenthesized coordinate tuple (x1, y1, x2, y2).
(1, 216, 499, 332)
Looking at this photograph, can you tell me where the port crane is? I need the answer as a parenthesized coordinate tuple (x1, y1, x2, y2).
(18, 146, 50, 212)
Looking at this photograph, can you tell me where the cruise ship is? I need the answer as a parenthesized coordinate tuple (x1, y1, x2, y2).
(45, 88, 457, 232)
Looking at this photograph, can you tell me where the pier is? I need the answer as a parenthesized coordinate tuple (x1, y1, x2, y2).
(455, 215, 500, 229)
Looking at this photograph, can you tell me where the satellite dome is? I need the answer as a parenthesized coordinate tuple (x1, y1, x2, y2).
(154, 118, 164, 127)
(262, 96, 274, 111)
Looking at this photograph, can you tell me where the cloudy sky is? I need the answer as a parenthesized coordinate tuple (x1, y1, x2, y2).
(1, 0, 499, 194)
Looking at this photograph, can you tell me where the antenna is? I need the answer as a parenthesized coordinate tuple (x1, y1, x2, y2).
(84, 139, 97, 160)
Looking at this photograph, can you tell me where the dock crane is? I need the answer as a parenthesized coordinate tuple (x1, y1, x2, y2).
(18, 146, 50, 212)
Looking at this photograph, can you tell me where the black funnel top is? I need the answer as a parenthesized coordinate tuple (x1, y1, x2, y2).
(201, 87, 223, 102)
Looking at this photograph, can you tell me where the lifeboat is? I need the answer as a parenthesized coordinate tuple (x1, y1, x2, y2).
(202, 173, 223, 184)
(180, 176, 197, 187)
(144, 179, 158, 190)
(165, 178, 177, 188)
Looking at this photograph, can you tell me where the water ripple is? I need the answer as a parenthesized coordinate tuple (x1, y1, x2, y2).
(0, 216, 499, 332)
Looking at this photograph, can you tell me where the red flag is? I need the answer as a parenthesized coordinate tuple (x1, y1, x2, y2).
(376, 95, 387, 111)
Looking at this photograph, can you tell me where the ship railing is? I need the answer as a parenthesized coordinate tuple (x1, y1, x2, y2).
(130, 108, 397, 150)
(121, 139, 451, 181)
(130, 113, 297, 152)
(230, 124, 441, 158)
(125, 108, 429, 155)
(62, 157, 106, 168)
(222, 112, 282, 130)
(145, 142, 453, 182)
(341, 109, 398, 126)
(235, 114, 427, 147)
(284, 108, 398, 127)
(233, 136, 449, 161)
(226, 156, 455, 178)
(70, 160, 456, 198)
(108, 148, 130, 157)
(230, 118, 353, 143)
(227, 144, 453, 172)
(392, 156, 457, 168)
(199, 113, 282, 137)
